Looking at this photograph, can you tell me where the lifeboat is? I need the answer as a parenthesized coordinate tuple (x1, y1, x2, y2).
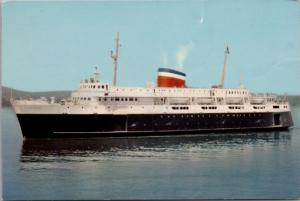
(168, 97, 189, 105)
(226, 97, 243, 104)
(197, 97, 214, 104)
(250, 98, 265, 104)
(157, 68, 186, 88)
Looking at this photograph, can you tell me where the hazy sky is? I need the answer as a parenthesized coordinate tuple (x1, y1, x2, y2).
(2, 0, 300, 94)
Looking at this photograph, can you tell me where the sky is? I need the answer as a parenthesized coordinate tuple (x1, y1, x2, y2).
(2, 0, 300, 94)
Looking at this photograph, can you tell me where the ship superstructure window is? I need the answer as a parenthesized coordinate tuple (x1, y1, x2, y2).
(229, 106, 244, 109)
(88, 97, 91, 101)
(273, 105, 279, 109)
(253, 106, 265, 109)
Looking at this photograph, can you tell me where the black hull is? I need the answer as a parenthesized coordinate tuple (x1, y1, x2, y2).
(16, 112, 293, 138)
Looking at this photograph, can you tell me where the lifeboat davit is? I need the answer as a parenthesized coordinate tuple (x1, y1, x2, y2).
(157, 68, 186, 88)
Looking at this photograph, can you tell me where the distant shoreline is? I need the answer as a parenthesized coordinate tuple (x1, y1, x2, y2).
(2, 86, 300, 107)
(1, 86, 71, 107)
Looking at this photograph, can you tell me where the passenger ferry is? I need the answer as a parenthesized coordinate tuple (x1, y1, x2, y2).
(11, 33, 293, 138)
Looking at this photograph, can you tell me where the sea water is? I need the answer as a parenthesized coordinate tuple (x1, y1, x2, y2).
(1, 106, 300, 200)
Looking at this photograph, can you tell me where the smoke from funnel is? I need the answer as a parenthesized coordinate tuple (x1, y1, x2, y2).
(176, 43, 193, 70)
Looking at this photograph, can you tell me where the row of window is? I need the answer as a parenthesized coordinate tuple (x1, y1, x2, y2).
(172, 106, 189, 110)
(74, 97, 140, 102)
(99, 97, 138, 102)
(229, 106, 244, 109)
(253, 106, 266, 109)
(226, 91, 247, 95)
(159, 113, 262, 119)
(73, 97, 91, 101)
(202, 106, 217, 110)
(79, 86, 248, 95)
(81, 84, 108, 89)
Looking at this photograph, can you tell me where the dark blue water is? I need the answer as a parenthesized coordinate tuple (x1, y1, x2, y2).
(2, 107, 300, 200)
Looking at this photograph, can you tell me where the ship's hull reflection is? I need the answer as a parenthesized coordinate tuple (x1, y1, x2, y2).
(21, 131, 291, 160)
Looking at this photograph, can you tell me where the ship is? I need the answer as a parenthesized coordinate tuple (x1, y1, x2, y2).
(11, 33, 293, 138)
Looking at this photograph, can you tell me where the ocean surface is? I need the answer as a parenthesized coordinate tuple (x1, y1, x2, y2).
(2, 107, 300, 200)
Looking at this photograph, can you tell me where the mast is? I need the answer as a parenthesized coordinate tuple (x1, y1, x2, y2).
(111, 32, 120, 86)
(220, 45, 229, 88)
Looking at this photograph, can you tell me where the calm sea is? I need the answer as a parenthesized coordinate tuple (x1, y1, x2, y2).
(2, 107, 300, 200)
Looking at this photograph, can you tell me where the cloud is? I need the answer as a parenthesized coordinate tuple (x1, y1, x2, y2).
(176, 43, 193, 70)
(199, 17, 204, 25)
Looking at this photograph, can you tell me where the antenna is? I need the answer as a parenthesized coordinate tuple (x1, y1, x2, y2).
(111, 32, 120, 86)
(94, 66, 100, 81)
(220, 45, 229, 88)
(239, 72, 245, 88)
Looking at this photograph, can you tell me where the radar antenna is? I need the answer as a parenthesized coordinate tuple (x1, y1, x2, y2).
(94, 66, 100, 81)
(111, 32, 120, 86)
(220, 45, 229, 88)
